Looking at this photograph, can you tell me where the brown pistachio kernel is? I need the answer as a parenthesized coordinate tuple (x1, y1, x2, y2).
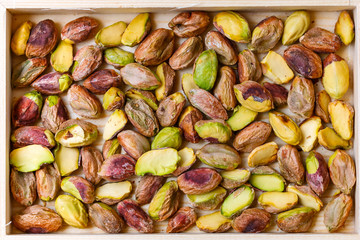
(102, 139, 121, 159)
(98, 154, 136, 182)
(72, 45, 103, 81)
(213, 66, 237, 111)
(117, 199, 154, 233)
(324, 193, 353, 232)
(61, 16, 98, 43)
(305, 151, 330, 196)
(10, 168, 37, 206)
(168, 11, 210, 37)
(169, 36, 203, 70)
(35, 164, 61, 201)
(80, 146, 104, 185)
(26, 19, 58, 58)
(277, 207, 316, 233)
(300, 27, 342, 53)
(315, 90, 331, 123)
(167, 207, 197, 233)
(287, 76, 315, 118)
(156, 92, 186, 127)
(205, 30, 237, 66)
(117, 130, 150, 160)
(103, 87, 126, 111)
(283, 44, 322, 79)
(83, 69, 121, 95)
(238, 49, 262, 83)
(178, 106, 203, 143)
(12, 57, 48, 88)
(31, 72, 73, 95)
(136, 175, 166, 205)
(232, 208, 271, 233)
(41, 95, 69, 134)
(89, 202, 124, 233)
(277, 145, 305, 185)
(177, 168, 222, 195)
(12, 91, 43, 128)
(263, 82, 288, 107)
(68, 84, 103, 119)
(12, 205, 62, 233)
(121, 63, 160, 90)
(61, 176, 95, 204)
(11, 126, 55, 149)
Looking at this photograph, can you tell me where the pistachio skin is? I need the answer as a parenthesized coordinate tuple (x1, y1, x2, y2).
(168, 11, 210, 37)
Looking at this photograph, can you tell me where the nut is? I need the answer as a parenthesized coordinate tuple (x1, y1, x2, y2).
(104, 47, 134, 68)
(121, 63, 160, 90)
(50, 40, 73, 73)
(177, 168, 222, 195)
(166, 207, 197, 233)
(134, 28, 175, 66)
(238, 49, 262, 83)
(26, 19, 58, 58)
(178, 106, 203, 143)
(299, 116, 322, 152)
(61, 16, 98, 43)
(103, 109, 128, 140)
(277, 145, 305, 185)
(12, 57, 48, 88)
(282, 11, 311, 45)
(324, 193, 353, 232)
(187, 186, 226, 210)
(98, 154, 136, 182)
(12, 90, 42, 128)
(89, 202, 125, 233)
(205, 30, 237, 65)
(249, 166, 285, 192)
(72, 45, 102, 81)
(220, 185, 255, 218)
(156, 92, 186, 127)
(103, 87, 125, 111)
(168, 11, 210, 37)
(12, 205, 62, 233)
(10, 145, 54, 172)
(318, 127, 352, 150)
(305, 151, 330, 196)
(195, 119, 232, 143)
(155, 62, 175, 101)
(169, 36, 203, 70)
(193, 49, 218, 91)
(196, 211, 232, 233)
(95, 21, 127, 47)
(172, 147, 197, 176)
(32, 72, 73, 95)
(315, 90, 331, 123)
(335, 11, 355, 45)
(220, 169, 250, 189)
(269, 111, 302, 145)
(11, 21, 33, 56)
(213, 66, 237, 111)
(41, 96, 68, 134)
(248, 142, 278, 167)
(263, 82, 288, 106)
(258, 192, 298, 214)
(117, 130, 150, 160)
(261, 50, 294, 84)
(83, 69, 121, 95)
(95, 181, 132, 205)
(126, 88, 158, 110)
(54, 144, 79, 176)
(300, 27, 342, 53)
(68, 84, 103, 119)
(10, 169, 36, 206)
(102, 139, 121, 159)
(181, 73, 199, 99)
(35, 164, 61, 201)
(276, 207, 316, 233)
(151, 127, 182, 150)
(248, 16, 283, 53)
(287, 76, 315, 118)
(11, 126, 56, 149)
(80, 146, 104, 185)
(287, 184, 323, 211)
(213, 11, 250, 43)
(232, 208, 271, 233)
(61, 176, 95, 204)
(135, 175, 165, 205)
(283, 44, 322, 79)
(121, 13, 151, 47)
(55, 194, 88, 228)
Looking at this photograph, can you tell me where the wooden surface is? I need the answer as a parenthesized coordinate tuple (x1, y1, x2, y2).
(1, 1, 360, 239)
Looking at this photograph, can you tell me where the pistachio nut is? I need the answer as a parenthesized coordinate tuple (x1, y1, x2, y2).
(227, 105, 258, 132)
(26, 19, 58, 58)
(287, 184, 323, 211)
(121, 63, 160, 90)
(258, 192, 298, 214)
(126, 88, 158, 110)
(95, 21, 127, 47)
(220, 168, 250, 189)
(80, 146, 104, 185)
(41, 96, 69, 134)
(50, 40, 73, 73)
(168, 11, 210, 37)
(269, 111, 302, 145)
(263, 82, 288, 106)
(103, 109, 128, 140)
(32, 72, 73, 95)
(282, 11, 311, 45)
(214, 66, 237, 111)
(95, 181, 132, 205)
(318, 127, 352, 150)
(213, 11, 250, 43)
(55, 194, 88, 228)
(221, 185, 255, 218)
(135, 175, 165, 205)
(193, 49, 218, 91)
(238, 49, 262, 83)
(11, 126, 55, 149)
(117, 130, 150, 160)
(54, 144, 79, 176)
(102, 139, 121, 159)
(187, 186, 226, 210)
(61, 16, 98, 43)
(300, 27, 342, 53)
(261, 50, 294, 84)
(232, 209, 271, 233)
(335, 11, 355, 45)
(156, 92, 186, 127)
(276, 207, 316, 233)
(10, 169, 36, 206)
(10, 145, 54, 172)
(72, 45, 102, 81)
(305, 151, 330, 196)
(172, 147, 196, 176)
(287, 76, 315, 118)
(104, 47, 134, 68)
(324, 193, 353, 232)
(196, 211, 232, 233)
(248, 142, 278, 167)
(103, 87, 125, 111)
(178, 106, 203, 143)
(121, 13, 151, 47)
(205, 30, 237, 65)
(181, 73, 199, 99)
(250, 166, 286, 192)
(11, 21, 33, 56)
(315, 90, 331, 123)
(83, 69, 121, 95)
(151, 127, 182, 150)
(277, 145, 305, 185)
(169, 36, 203, 70)
(89, 202, 125, 233)
(12, 57, 48, 88)
(155, 62, 175, 101)
(98, 154, 136, 182)
(35, 164, 61, 201)
(299, 116, 322, 152)
(166, 207, 197, 233)
(195, 119, 232, 143)
(61, 176, 95, 204)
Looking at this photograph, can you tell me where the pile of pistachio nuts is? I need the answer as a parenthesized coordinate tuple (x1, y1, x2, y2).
(9, 10, 356, 234)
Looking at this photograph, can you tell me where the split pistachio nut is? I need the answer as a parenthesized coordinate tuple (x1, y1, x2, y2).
(328, 150, 356, 194)
(95, 21, 127, 47)
(324, 193, 353, 232)
(80, 146, 104, 185)
(205, 30, 237, 66)
(50, 40, 73, 73)
(166, 207, 197, 233)
(11, 126, 55, 149)
(12, 90, 43, 128)
(125, 98, 159, 137)
(287, 76, 315, 118)
(55, 119, 98, 147)
(104, 47, 134, 68)
(315, 90, 331, 123)
(126, 88, 158, 110)
(103, 109, 128, 140)
(322, 53, 350, 99)
(221, 185, 255, 218)
(305, 151, 330, 196)
(196, 143, 241, 170)
(26, 19, 58, 58)
(168, 11, 210, 37)
(54, 144, 79, 176)
(136, 148, 180, 176)
(151, 127, 182, 150)
(103, 87, 125, 111)
(32, 72, 73, 95)
(287, 184, 323, 211)
(276, 207, 316, 233)
(98, 154, 136, 182)
(187, 186, 226, 210)
(195, 119, 232, 143)
(61, 176, 95, 204)
(232, 209, 271, 233)
(269, 111, 302, 145)
(169, 36, 203, 70)
(318, 127, 352, 150)
(282, 11, 311, 45)
(213, 11, 250, 43)
(121, 13, 151, 47)
(121, 63, 160, 90)
(178, 106, 203, 143)
(249, 16, 283, 53)
(234, 81, 273, 112)
(10, 145, 54, 172)
(300, 27, 342, 53)
(89, 202, 125, 233)
(227, 105, 258, 132)
(135, 175, 165, 205)
(238, 49, 262, 83)
(61, 16, 98, 43)
(12, 205, 62, 233)
(72, 45, 102, 81)
(233, 121, 272, 153)
(263, 82, 288, 106)
(83, 69, 121, 95)
(181, 73, 199, 99)
(193, 49, 218, 91)
(261, 50, 294, 84)
(299, 116, 322, 152)
(214, 66, 237, 111)
(335, 11, 355, 45)
(35, 164, 61, 201)
(220, 168, 250, 189)
(258, 192, 298, 214)
(55, 194, 88, 228)
(117, 130, 150, 160)
(11, 21, 33, 56)
(148, 180, 180, 221)
(177, 168, 222, 195)
(329, 100, 354, 140)
(248, 141, 278, 168)
(172, 147, 196, 176)
(156, 92, 186, 127)
(155, 62, 175, 101)
(102, 139, 121, 159)
(277, 145, 305, 185)
(249, 166, 285, 192)
(196, 211, 232, 233)
(95, 181, 132, 205)
(12, 57, 48, 88)
(10, 169, 36, 206)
